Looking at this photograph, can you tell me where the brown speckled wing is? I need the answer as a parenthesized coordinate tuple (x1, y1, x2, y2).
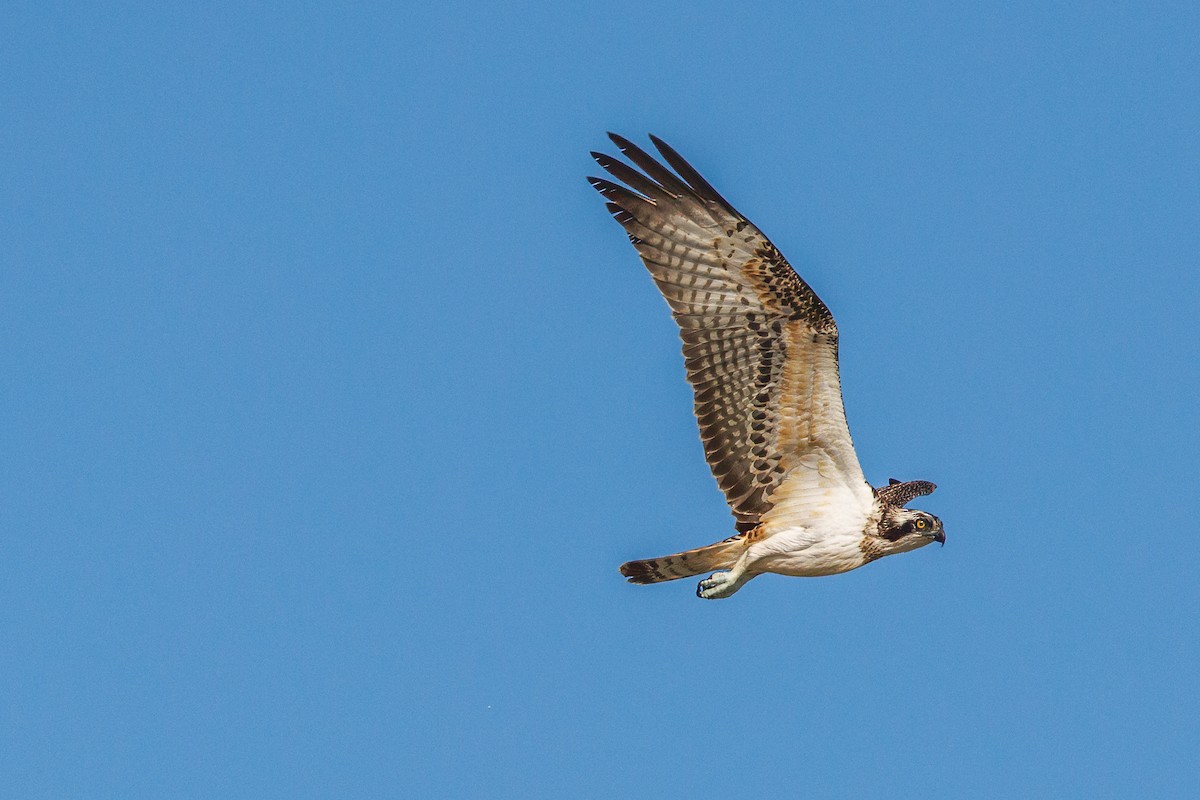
(875, 479, 937, 507)
(589, 134, 869, 529)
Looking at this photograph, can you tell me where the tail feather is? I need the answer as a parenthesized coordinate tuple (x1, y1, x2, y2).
(619, 536, 744, 584)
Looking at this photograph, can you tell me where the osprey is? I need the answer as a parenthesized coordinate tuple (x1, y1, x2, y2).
(589, 133, 944, 599)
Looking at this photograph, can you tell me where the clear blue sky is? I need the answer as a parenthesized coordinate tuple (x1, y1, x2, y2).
(3, 2, 1198, 797)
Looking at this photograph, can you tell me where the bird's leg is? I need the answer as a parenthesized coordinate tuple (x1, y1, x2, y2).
(696, 549, 755, 600)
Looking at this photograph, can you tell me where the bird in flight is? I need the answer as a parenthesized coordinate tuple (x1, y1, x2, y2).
(588, 133, 944, 599)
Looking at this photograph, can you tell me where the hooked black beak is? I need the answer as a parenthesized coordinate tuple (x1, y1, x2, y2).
(934, 530, 945, 546)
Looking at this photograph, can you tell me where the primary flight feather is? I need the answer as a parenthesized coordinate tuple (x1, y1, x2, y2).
(589, 133, 944, 599)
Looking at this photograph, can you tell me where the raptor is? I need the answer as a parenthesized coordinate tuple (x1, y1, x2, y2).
(589, 133, 945, 599)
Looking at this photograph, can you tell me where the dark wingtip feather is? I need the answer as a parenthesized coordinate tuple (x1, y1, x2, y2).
(591, 150, 669, 200)
(876, 479, 938, 507)
(588, 177, 649, 212)
(648, 133, 737, 212)
(603, 201, 635, 225)
(603, 132, 693, 197)
(607, 131, 632, 149)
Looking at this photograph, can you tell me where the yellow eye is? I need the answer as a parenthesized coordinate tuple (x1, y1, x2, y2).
(915, 519, 927, 530)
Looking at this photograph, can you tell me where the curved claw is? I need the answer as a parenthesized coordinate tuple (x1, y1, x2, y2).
(696, 571, 742, 600)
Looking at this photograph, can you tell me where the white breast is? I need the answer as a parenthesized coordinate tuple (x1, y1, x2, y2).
(748, 525, 870, 577)
(751, 463, 880, 577)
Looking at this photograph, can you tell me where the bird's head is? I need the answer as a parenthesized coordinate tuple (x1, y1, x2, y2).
(878, 507, 945, 553)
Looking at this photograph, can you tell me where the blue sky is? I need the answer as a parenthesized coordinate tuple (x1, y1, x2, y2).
(3, 1, 1199, 797)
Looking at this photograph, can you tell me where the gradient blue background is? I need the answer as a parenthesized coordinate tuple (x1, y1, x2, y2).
(3, 2, 1198, 797)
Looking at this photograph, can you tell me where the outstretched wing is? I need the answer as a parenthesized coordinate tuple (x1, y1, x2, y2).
(589, 134, 874, 531)
(875, 479, 937, 507)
